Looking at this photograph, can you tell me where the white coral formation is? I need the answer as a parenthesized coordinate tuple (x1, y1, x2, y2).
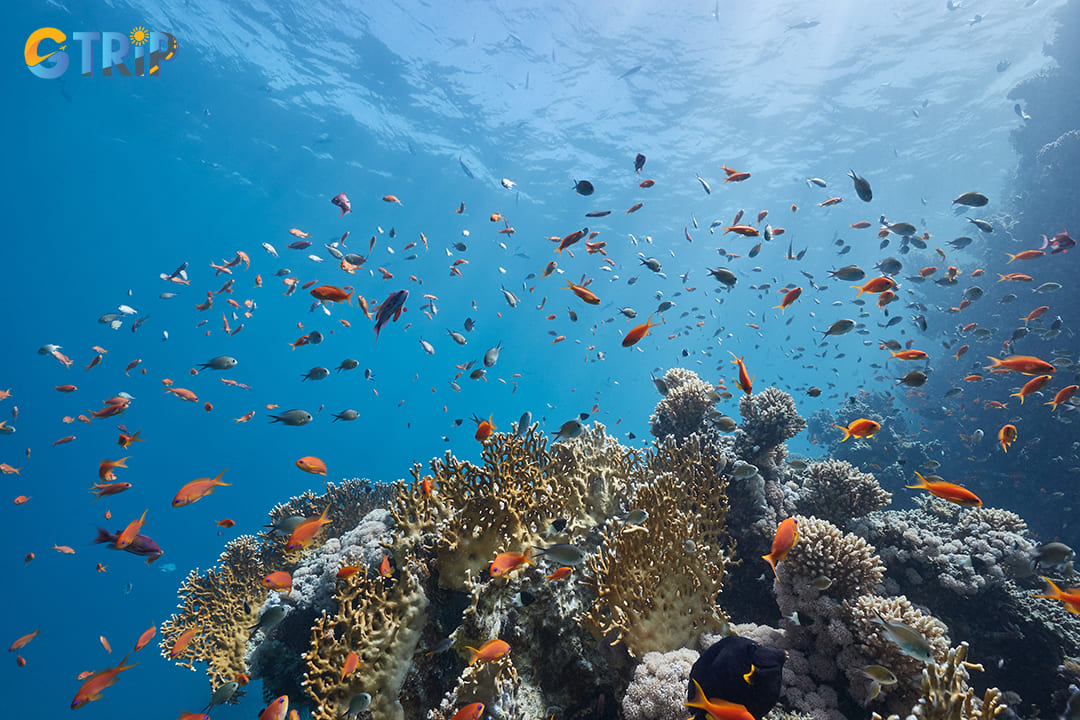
(780, 516, 886, 601)
(795, 459, 892, 526)
(737, 387, 807, 452)
(621, 648, 700, 720)
(649, 367, 716, 440)
(856, 497, 1037, 597)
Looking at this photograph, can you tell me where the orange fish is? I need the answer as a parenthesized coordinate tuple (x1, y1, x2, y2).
(134, 626, 156, 652)
(262, 571, 293, 592)
(998, 424, 1017, 453)
(259, 695, 289, 720)
(9, 628, 40, 652)
(296, 456, 327, 476)
(1005, 250, 1045, 263)
(724, 172, 751, 183)
(116, 510, 148, 549)
(850, 221, 872, 229)
(99, 456, 130, 481)
(451, 703, 485, 720)
(13, 494, 29, 504)
(906, 472, 981, 507)
(474, 414, 497, 442)
(100, 635, 112, 654)
(465, 639, 510, 665)
(336, 565, 361, 580)
(985, 355, 1056, 375)
(622, 314, 663, 347)
(1047, 385, 1079, 411)
(234, 411, 256, 423)
(54, 435, 77, 446)
(53, 544, 76, 554)
(626, 202, 644, 213)
(288, 228, 309, 238)
(1010, 375, 1052, 405)
(890, 350, 928, 361)
(56, 384, 78, 393)
(1022, 306, 1050, 325)
(852, 277, 895, 297)
(919, 266, 938, 278)
(762, 518, 798, 579)
(1035, 577, 1080, 614)
(818, 197, 843, 207)
(117, 430, 144, 449)
(774, 287, 802, 313)
(383, 194, 403, 205)
(730, 353, 753, 395)
(173, 470, 230, 507)
(490, 548, 533, 577)
(286, 506, 332, 552)
(834, 418, 880, 442)
(96, 563, 107, 572)
(639, 179, 655, 188)
(685, 679, 755, 720)
(169, 627, 199, 659)
(165, 387, 199, 402)
(722, 225, 759, 237)
(341, 652, 360, 680)
(310, 285, 353, 304)
(954, 345, 969, 360)
(70, 653, 138, 709)
(217, 518, 236, 528)
(545, 566, 573, 583)
(997, 272, 1033, 282)
(565, 280, 600, 305)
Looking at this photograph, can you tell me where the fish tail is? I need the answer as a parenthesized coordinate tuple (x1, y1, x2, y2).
(773, 303, 785, 312)
(1035, 576, 1065, 601)
(1010, 390, 1025, 405)
(851, 285, 866, 297)
(1046, 399, 1059, 411)
(833, 424, 852, 442)
(464, 646, 480, 665)
(905, 472, 929, 490)
(684, 679, 710, 711)
(761, 554, 779, 579)
(213, 469, 229, 483)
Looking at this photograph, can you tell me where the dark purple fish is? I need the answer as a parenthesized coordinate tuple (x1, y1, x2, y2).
(585, 210, 612, 218)
(634, 153, 646, 174)
(373, 290, 409, 341)
(94, 528, 164, 564)
(287, 240, 313, 250)
(331, 192, 352, 217)
(1041, 231, 1075, 254)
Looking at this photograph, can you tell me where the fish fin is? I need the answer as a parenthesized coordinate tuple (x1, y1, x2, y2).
(761, 554, 779, 579)
(683, 679, 709, 711)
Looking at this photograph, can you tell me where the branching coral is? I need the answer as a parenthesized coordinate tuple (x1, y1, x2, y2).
(579, 434, 734, 656)
(872, 643, 1007, 720)
(397, 428, 558, 591)
(160, 535, 270, 687)
(543, 422, 640, 530)
(649, 367, 718, 440)
(302, 566, 429, 720)
(794, 459, 892, 526)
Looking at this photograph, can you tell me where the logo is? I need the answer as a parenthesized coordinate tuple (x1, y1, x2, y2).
(25, 27, 177, 79)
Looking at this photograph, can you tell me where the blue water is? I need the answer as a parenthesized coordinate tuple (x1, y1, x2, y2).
(4, 0, 1077, 717)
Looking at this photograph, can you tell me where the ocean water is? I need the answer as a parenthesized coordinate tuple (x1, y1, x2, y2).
(4, 0, 1079, 717)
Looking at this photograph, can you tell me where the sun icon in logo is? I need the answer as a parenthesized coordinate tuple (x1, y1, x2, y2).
(130, 26, 148, 46)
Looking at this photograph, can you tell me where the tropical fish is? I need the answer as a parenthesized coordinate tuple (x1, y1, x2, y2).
(834, 418, 880, 442)
(905, 472, 981, 507)
(762, 518, 798, 579)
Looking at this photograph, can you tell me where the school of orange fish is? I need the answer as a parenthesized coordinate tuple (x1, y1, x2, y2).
(4, 154, 1078, 717)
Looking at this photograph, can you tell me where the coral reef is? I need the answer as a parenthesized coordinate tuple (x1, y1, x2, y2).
(160, 536, 271, 688)
(580, 433, 734, 656)
(621, 648, 699, 720)
(163, 373, 1077, 718)
(794, 459, 892, 527)
(649, 367, 718, 440)
(872, 642, 1006, 720)
(302, 566, 429, 720)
